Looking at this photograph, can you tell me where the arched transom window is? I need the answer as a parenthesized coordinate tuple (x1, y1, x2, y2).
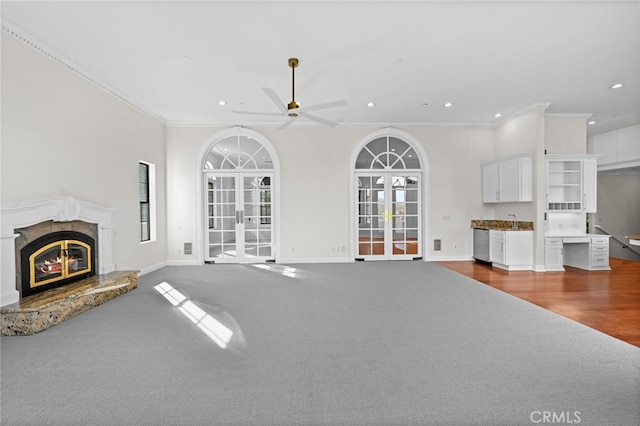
(204, 135, 274, 170)
(355, 136, 420, 170)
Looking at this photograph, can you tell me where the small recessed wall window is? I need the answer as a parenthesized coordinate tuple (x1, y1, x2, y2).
(139, 161, 157, 243)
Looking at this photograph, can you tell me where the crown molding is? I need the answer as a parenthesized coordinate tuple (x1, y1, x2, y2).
(545, 113, 593, 119)
(165, 120, 494, 129)
(492, 102, 552, 127)
(2, 21, 166, 125)
(587, 117, 640, 136)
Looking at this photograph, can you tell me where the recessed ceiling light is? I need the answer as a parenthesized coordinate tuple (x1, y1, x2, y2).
(588, 120, 596, 125)
(444, 102, 453, 108)
(422, 103, 429, 107)
(367, 102, 375, 107)
(218, 100, 227, 106)
(610, 83, 623, 89)
(494, 113, 503, 118)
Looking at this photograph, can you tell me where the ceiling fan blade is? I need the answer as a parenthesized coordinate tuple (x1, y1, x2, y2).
(262, 87, 288, 114)
(278, 117, 297, 130)
(298, 111, 338, 127)
(231, 110, 285, 117)
(292, 99, 348, 114)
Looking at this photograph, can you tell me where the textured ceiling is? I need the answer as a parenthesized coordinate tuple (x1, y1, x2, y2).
(2, 1, 639, 132)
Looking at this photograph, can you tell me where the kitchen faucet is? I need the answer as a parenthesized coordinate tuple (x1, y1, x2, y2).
(507, 214, 518, 229)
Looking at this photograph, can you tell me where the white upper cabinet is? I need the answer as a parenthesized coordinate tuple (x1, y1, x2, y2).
(482, 163, 500, 202)
(545, 155, 597, 213)
(592, 124, 640, 170)
(482, 155, 532, 203)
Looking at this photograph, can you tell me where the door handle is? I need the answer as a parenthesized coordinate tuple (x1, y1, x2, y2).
(240, 210, 244, 224)
(235, 210, 240, 224)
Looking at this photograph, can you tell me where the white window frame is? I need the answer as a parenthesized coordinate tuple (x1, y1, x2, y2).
(349, 128, 430, 261)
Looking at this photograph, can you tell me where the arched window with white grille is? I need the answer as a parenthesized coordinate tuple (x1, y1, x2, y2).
(352, 131, 426, 261)
(200, 129, 278, 263)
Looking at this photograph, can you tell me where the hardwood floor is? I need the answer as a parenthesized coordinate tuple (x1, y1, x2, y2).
(436, 258, 640, 348)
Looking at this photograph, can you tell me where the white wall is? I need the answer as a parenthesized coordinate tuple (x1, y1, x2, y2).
(493, 106, 542, 223)
(545, 115, 589, 154)
(3, 31, 593, 272)
(165, 125, 495, 263)
(410, 127, 495, 259)
(1, 34, 167, 273)
(263, 126, 364, 262)
(489, 108, 591, 269)
(492, 105, 545, 267)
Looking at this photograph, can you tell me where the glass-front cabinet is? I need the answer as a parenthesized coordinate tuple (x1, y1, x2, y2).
(545, 155, 597, 212)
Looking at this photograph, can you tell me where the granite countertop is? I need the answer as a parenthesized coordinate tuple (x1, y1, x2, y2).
(471, 219, 534, 231)
(627, 235, 640, 246)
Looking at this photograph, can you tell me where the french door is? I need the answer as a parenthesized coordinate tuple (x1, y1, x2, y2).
(356, 172, 421, 260)
(205, 173, 274, 263)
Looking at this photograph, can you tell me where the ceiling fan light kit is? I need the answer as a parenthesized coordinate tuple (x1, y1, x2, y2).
(232, 57, 347, 128)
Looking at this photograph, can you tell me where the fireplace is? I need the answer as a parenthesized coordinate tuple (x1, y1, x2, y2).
(1, 197, 116, 307)
(0, 198, 137, 336)
(19, 229, 96, 297)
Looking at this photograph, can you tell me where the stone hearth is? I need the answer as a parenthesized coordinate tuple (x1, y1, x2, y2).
(1, 271, 137, 335)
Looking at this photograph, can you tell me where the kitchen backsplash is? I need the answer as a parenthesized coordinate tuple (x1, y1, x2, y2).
(545, 212, 587, 235)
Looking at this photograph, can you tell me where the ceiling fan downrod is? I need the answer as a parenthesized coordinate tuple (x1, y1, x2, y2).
(287, 57, 299, 116)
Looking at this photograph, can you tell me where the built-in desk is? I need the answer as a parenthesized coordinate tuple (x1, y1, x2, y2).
(544, 235, 610, 271)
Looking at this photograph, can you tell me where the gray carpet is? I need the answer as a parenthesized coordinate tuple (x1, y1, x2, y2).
(1, 261, 639, 425)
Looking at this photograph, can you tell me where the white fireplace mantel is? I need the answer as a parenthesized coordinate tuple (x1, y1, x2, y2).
(1, 197, 115, 306)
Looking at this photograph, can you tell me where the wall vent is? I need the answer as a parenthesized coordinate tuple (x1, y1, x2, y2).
(184, 242, 193, 255)
(434, 239, 442, 251)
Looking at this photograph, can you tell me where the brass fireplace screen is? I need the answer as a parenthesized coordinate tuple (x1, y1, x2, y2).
(20, 231, 96, 297)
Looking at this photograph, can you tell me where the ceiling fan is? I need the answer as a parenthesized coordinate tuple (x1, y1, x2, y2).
(232, 58, 348, 129)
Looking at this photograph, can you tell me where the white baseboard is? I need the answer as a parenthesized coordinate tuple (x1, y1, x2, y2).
(278, 256, 352, 264)
(138, 261, 169, 276)
(164, 259, 201, 267)
(428, 255, 475, 262)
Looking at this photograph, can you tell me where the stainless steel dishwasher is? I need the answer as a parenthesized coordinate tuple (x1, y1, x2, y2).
(473, 228, 491, 262)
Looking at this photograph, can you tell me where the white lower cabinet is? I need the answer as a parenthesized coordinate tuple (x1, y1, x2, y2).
(588, 237, 610, 270)
(544, 238, 564, 271)
(489, 231, 505, 265)
(489, 230, 533, 271)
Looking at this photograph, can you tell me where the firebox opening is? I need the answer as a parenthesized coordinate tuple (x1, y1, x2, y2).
(20, 230, 96, 298)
